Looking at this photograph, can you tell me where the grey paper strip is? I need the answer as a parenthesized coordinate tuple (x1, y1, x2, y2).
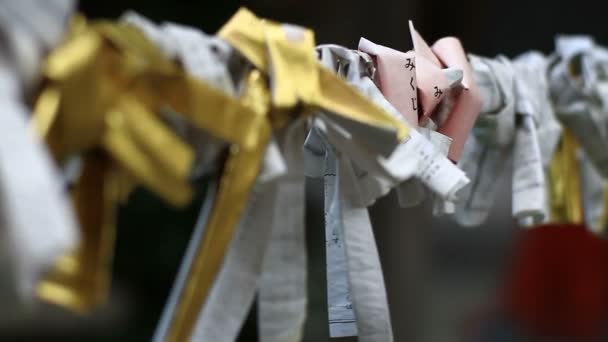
(510, 53, 556, 226)
(304, 125, 358, 338)
(258, 123, 308, 342)
(455, 136, 512, 227)
(339, 157, 394, 342)
(511, 115, 547, 226)
(324, 150, 358, 338)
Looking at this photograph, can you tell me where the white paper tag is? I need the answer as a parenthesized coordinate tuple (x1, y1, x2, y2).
(382, 129, 469, 201)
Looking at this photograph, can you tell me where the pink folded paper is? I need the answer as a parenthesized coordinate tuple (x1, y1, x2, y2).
(409, 21, 482, 161)
(358, 38, 419, 126)
(409, 30, 450, 120)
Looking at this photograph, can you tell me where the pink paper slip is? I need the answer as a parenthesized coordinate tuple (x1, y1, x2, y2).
(409, 21, 482, 161)
(358, 37, 418, 126)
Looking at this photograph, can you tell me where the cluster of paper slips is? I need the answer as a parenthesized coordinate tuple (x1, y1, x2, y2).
(2, 1, 608, 341)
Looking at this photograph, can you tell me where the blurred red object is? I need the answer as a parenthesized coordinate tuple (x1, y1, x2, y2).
(503, 224, 608, 339)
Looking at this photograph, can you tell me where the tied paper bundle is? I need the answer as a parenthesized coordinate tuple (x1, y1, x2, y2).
(31, 13, 276, 312)
(455, 51, 564, 228)
(223, 14, 468, 341)
(136, 8, 414, 342)
(0, 0, 79, 303)
(548, 36, 608, 234)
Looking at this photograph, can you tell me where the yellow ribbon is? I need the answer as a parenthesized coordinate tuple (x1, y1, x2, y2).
(548, 128, 583, 224)
(168, 70, 271, 341)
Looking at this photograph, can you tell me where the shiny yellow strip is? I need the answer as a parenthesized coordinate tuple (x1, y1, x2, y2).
(102, 98, 193, 207)
(37, 154, 118, 313)
(31, 87, 61, 137)
(218, 8, 268, 71)
(264, 23, 318, 108)
(548, 129, 583, 224)
(138, 75, 270, 150)
(44, 47, 124, 157)
(43, 30, 103, 81)
(168, 143, 268, 341)
(167, 71, 271, 341)
(119, 97, 193, 182)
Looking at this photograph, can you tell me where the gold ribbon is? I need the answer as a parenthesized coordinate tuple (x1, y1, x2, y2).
(548, 128, 583, 224)
(168, 70, 271, 341)
(33, 16, 269, 312)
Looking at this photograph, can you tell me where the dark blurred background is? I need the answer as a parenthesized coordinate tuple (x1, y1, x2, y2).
(1, 1, 608, 341)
